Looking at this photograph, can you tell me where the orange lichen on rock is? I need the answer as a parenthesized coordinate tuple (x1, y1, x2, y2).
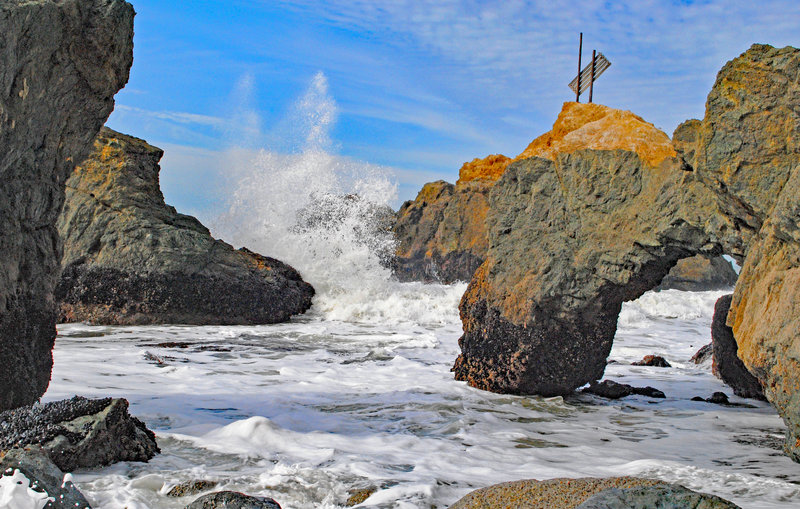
(515, 102, 677, 168)
(457, 154, 511, 185)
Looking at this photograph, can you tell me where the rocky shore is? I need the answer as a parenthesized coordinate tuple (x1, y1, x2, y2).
(56, 128, 314, 325)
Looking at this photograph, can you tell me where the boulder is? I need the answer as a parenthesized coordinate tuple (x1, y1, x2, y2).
(575, 484, 741, 509)
(448, 477, 666, 509)
(56, 128, 314, 325)
(657, 255, 737, 291)
(185, 491, 281, 509)
(674, 44, 800, 458)
(167, 480, 219, 498)
(0, 0, 134, 411)
(711, 295, 765, 400)
(0, 396, 159, 472)
(1, 446, 92, 508)
(632, 355, 671, 367)
(690, 344, 713, 364)
(453, 102, 720, 395)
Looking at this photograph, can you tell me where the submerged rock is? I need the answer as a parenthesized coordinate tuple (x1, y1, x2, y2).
(582, 380, 665, 400)
(575, 484, 741, 509)
(167, 480, 219, 498)
(1, 446, 92, 508)
(56, 128, 314, 325)
(0, 396, 159, 472)
(0, 0, 134, 411)
(185, 491, 281, 509)
(448, 477, 667, 509)
(711, 295, 765, 400)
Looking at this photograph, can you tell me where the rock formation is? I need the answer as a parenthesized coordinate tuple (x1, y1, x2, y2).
(0, 396, 159, 471)
(453, 102, 721, 395)
(452, 43, 800, 460)
(0, 0, 134, 411)
(56, 128, 314, 325)
(657, 255, 737, 291)
(711, 295, 765, 400)
(1, 446, 93, 509)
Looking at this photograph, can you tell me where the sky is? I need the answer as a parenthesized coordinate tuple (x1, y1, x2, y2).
(106, 0, 800, 216)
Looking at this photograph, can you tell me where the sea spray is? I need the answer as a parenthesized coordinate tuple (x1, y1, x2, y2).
(213, 72, 432, 322)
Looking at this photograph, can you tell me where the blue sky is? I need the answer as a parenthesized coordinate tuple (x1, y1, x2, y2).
(107, 0, 800, 216)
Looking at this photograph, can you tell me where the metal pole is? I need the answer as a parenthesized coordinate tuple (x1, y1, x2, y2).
(576, 33, 582, 102)
(589, 49, 596, 103)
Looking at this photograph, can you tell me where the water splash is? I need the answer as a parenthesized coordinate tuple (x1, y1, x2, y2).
(214, 72, 421, 321)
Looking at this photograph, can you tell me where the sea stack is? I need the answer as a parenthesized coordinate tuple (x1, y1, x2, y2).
(0, 0, 134, 411)
(56, 128, 315, 325)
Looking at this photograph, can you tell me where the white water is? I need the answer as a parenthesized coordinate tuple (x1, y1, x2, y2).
(39, 75, 800, 507)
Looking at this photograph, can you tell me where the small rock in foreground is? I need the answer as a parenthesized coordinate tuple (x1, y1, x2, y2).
(346, 487, 378, 506)
(0, 446, 92, 508)
(185, 491, 281, 509)
(167, 480, 219, 497)
(575, 484, 741, 508)
(583, 380, 665, 400)
(632, 355, 671, 367)
(0, 396, 159, 471)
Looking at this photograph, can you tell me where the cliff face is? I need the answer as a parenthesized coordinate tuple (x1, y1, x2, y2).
(0, 0, 134, 411)
(676, 44, 800, 459)
(56, 128, 315, 325)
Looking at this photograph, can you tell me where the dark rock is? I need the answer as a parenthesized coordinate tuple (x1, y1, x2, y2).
(56, 128, 314, 325)
(1, 446, 92, 508)
(657, 255, 738, 291)
(583, 380, 665, 400)
(708, 392, 730, 404)
(575, 484, 741, 509)
(185, 491, 281, 509)
(167, 480, 219, 498)
(0, 396, 159, 471)
(0, 0, 134, 411)
(711, 295, 766, 400)
(690, 344, 713, 364)
(632, 355, 671, 367)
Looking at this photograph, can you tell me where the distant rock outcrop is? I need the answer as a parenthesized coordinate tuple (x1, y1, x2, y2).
(56, 128, 314, 325)
(657, 255, 737, 291)
(0, 0, 134, 411)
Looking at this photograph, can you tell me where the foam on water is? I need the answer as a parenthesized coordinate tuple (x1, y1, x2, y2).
(46, 288, 800, 509)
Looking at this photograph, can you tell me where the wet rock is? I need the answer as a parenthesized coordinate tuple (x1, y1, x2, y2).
(453, 102, 718, 396)
(711, 295, 765, 400)
(346, 487, 377, 506)
(576, 484, 741, 509)
(1, 446, 92, 508)
(448, 477, 667, 509)
(690, 344, 713, 364)
(657, 255, 738, 291)
(708, 392, 730, 404)
(185, 491, 281, 509)
(167, 480, 219, 498)
(0, 396, 159, 472)
(0, 0, 134, 411)
(56, 128, 314, 325)
(582, 380, 665, 400)
(632, 355, 671, 367)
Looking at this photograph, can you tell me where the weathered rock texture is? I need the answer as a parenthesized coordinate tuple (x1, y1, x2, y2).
(575, 484, 741, 509)
(674, 44, 800, 458)
(185, 491, 282, 509)
(453, 102, 721, 395)
(657, 255, 737, 291)
(711, 295, 765, 400)
(56, 128, 314, 325)
(0, 396, 159, 472)
(1, 446, 93, 508)
(0, 0, 134, 411)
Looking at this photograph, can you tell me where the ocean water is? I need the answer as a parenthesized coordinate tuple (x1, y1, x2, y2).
(32, 74, 800, 507)
(44, 285, 800, 509)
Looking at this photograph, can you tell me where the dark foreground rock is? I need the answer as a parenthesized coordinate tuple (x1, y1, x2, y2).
(0, 0, 134, 411)
(575, 484, 741, 509)
(0, 396, 159, 471)
(185, 491, 281, 509)
(583, 380, 665, 400)
(1, 446, 92, 508)
(56, 128, 314, 325)
(711, 295, 765, 400)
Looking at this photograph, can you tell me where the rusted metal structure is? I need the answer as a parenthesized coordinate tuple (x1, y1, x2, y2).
(569, 35, 610, 102)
